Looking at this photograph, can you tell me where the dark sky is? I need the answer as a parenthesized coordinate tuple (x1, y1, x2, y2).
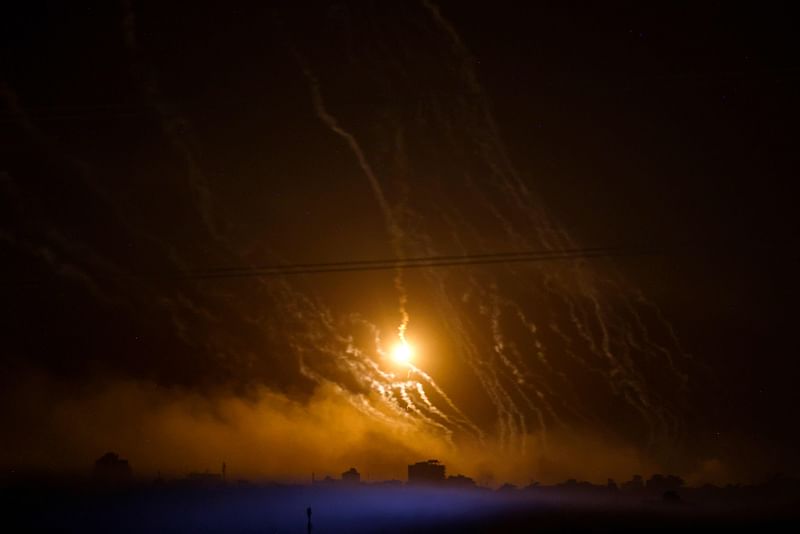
(1, 1, 798, 484)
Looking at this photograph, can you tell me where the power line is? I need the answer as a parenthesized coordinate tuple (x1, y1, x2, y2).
(122, 240, 795, 281)
(7, 242, 791, 289)
(149, 245, 655, 281)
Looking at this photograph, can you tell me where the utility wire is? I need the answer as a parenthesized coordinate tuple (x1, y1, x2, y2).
(6, 242, 791, 289)
(123, 240, 794, 281)
(143, 245, 655, 281)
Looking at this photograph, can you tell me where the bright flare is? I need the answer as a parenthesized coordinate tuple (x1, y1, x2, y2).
(391, 341, 414, 365)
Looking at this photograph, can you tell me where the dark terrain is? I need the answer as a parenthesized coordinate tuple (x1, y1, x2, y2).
(4, 478, 799, 532)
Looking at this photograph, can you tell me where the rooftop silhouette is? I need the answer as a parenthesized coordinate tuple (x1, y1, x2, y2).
(92, 452, 132, 485)
(408, 459, 446, 485)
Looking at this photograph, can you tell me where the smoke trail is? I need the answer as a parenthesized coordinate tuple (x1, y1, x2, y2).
(115, 1, 696, 475)
(299, 60, 411, 344)
(415, 0, 690, 454)
(0, 1, 707, 484)
(122, 4, 446, 444)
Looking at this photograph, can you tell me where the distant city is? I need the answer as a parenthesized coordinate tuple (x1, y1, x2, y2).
(88, 451, 800, 505)
(5, 450, 799, 533)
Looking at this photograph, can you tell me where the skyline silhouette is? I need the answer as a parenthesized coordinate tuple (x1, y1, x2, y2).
(3, 1, 799, 531)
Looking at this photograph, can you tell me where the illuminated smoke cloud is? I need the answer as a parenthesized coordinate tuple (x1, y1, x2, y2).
(270, 1, 691, 468)
(1, 1, 696, 484)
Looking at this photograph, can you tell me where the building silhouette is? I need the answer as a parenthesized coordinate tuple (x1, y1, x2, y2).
(341, 467, 361, 484)
(312, 468, 363, 486)
(93, 452, 132, 485)
(408, 459, 445, 485)
(621, 474, 644, 492)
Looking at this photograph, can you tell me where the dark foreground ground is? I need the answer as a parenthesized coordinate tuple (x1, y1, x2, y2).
(3, 482, 799, 533)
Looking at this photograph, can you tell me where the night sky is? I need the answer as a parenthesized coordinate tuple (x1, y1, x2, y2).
(2, 1, 799, 485)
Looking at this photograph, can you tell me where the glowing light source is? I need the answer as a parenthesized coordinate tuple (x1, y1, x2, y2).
(391, 341, 414, 365)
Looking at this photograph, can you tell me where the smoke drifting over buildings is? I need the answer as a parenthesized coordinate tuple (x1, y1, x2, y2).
(2, 0, 799, 501)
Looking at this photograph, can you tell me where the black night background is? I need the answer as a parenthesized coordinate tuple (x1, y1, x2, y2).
(1, 1, 799, 532)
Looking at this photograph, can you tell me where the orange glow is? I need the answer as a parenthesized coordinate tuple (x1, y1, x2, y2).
(391, 341, 414, 365)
